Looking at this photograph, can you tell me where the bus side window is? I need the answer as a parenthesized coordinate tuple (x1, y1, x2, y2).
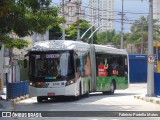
(74, 53, 80, 72)
(85, 54, 91, 76)
(105, 55, 112, 76)
(117, 56, 125, 76)
(79, 52, 84, 77)
(124, 56, 128, 74)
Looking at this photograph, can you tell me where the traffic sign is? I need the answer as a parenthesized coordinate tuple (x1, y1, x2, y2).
(147, 54, 155, 64)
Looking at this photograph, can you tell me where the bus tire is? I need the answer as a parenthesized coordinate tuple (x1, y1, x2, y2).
(78, 83, 82, 99)
(109, 81, 115, 95)
(37, 96, 43, 103)
(37, 96, 48, 102)
(103, 81, 115, 95)
(85, 82, 90, 97)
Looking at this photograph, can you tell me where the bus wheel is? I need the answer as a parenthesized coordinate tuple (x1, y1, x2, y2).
(109, 81, 115, 95)
(37, 96, 48, 102)
(77, 83, 82, 99)
(79, 83, 82, 97)
(103, 81, 115, 95)
(37, 96, 43, 103)
(85, 83, 90, 97)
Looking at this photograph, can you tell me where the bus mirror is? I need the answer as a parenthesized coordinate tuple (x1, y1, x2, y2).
(24, 59, 27, 68)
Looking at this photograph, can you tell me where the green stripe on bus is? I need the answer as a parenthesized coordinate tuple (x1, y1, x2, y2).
(96, 76, 128, 91)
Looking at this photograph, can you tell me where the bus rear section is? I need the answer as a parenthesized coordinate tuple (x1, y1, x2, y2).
(92, 45, 129, 94)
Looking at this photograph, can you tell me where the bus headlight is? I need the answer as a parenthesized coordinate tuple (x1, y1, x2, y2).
(29, 82, 35, 87)
(66, 79, 75, 86)
(30, 82, 33, 86)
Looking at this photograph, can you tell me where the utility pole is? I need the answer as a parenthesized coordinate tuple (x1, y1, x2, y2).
(91, 0, 94, 43)
(98, 0, 100, 32)
(76, 0, 81, 41)
(147, 0, 154, 97)
(120, 0, 124, 49)
(141, 22, 144, 54)
(62, 0, 65, 40)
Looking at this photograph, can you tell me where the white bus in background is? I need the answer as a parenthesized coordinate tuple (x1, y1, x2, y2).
(26, 40, 129, 102)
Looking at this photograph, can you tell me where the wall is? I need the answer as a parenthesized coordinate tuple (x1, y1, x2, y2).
(129, 54, 148, 83)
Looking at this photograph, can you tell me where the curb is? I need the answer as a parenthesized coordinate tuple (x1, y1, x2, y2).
(0, 94, 30, 109)
(0, 95, 30, 110)
(134, 96, 160, 105)
(11, 94, 30, 105)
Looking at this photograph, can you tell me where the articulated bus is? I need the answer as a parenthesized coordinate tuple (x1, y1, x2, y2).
(27, 40, 129, 102)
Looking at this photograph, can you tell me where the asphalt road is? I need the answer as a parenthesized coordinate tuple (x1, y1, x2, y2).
(1, 83, 160, 120)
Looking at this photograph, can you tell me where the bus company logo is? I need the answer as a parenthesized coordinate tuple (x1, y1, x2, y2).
(2, 112, 11, 117)
(147, 54, 155, 64)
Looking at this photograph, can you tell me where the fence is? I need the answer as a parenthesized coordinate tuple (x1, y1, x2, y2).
(7, 80, 29, 99)
(129, 54, 147, 83)
(154, 72, 160, 96)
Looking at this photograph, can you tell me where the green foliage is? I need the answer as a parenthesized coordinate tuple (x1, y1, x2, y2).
(96, 30, 116, 45)
(49, 25, 62, 40)
(126, 16, 160, 44)
(65, 19, 94, 42)
(112, 33, 121, 45)
(0, 0, 63, 49)
(0, 34, 29, 49)
(96, 16, 160, 46)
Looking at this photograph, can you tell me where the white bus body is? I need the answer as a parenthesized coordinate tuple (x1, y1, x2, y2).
(28, 40, 129, 102)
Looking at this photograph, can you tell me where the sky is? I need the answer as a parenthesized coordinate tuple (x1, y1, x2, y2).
(52, 0, 149, 32)
(114, 0, 149, 32)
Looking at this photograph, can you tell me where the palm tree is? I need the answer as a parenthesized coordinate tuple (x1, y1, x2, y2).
(126, 16, 160, 53)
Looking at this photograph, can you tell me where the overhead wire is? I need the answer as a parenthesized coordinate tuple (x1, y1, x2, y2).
(56, 0, 160, 31)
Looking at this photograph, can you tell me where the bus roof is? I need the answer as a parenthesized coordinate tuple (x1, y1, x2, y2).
(94, 44, 128, 55)
(30, 40, 90, 51)
(30, 40, 128, 55)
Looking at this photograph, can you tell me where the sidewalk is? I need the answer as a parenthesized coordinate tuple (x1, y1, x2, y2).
(0, 87, 14, 110)
(0, 87, 29, 110)
(0, 99, 14, 110)
(134, 95, 160, 105)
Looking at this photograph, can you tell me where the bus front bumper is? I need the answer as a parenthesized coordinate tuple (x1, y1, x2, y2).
(29, 84, 79, 97)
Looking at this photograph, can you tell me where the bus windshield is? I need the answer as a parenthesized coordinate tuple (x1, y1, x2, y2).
(29, 51, 74, 81)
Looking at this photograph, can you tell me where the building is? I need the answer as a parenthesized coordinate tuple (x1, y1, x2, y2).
(88, 0, 114, 31)
(153, 0, 160, 26)
(63, 0, 85, 27)
(0, 45, 4, 94)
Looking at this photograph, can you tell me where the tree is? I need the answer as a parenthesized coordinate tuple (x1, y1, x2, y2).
(0, 0, 64, 84)
(0, 0, 63, 49)
(124, 16, 160, 53)
(65, 19, 97, 43)
(96, 30, 116, 45)
(112, 33, 121, 45)
(127, 16, 160, 43)
(49, 25, 62, 40)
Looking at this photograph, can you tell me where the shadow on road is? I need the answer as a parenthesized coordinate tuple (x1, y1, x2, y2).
(32, 92, 138, 104)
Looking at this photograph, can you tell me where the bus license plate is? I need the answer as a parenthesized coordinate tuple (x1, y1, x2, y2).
(47, 93, 55, 96)
(53, 82, 60, 87)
